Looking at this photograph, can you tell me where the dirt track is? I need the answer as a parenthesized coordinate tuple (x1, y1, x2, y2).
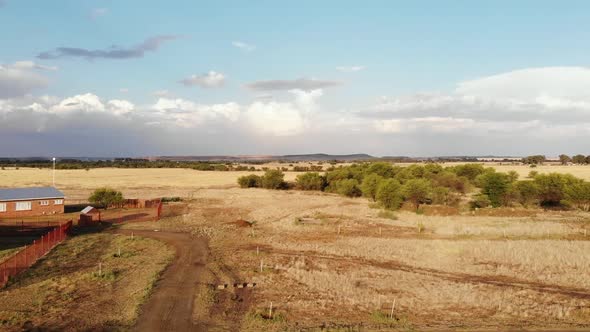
(115, 229, 209, 332)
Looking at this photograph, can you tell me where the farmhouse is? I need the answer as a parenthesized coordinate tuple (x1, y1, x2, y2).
(0, 187, 65, 218)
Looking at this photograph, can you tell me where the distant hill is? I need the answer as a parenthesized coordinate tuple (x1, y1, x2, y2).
(154, 153, 375, 162)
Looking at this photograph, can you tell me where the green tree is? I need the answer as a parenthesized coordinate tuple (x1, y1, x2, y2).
(360, 174, 384, 201)
(449, 163, 486, 181)
(366, 162, 396, 178)
(375, 179, 403, 210)
(237, 174, 262, 188)
(513, 180, 540, 207)
(89, 188, 124, 209)
(563, 181, 590, 211)
(261, 169, 286, 189)
(469, 194, 491, 209)
(559, 154, 572, 165)
(295, 172, 326, 191)
(334, 179, 362, 197)
(534, 173, 580, 206)
(572, 154, 587, 165)
(476, 172, 511, 207)
(401, 179, 433, 210)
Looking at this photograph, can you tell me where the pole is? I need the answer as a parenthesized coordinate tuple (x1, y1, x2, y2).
(52, 157, 56, 187)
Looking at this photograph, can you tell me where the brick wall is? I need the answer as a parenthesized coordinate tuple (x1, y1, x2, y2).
(0, 199, 65, 218)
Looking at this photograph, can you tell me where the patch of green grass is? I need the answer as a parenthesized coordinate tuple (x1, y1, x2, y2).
(370, 310, 413, 329)
(245, 309, 287, 326)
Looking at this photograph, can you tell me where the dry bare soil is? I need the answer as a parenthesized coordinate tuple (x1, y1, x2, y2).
(2, 167, 590, 330)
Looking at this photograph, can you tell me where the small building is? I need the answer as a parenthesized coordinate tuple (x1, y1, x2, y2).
(0, 187, 65, 218)
(79, 206, 101, 226)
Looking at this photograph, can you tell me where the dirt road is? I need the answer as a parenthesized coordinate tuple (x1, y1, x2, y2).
(114, 229, 209, 332)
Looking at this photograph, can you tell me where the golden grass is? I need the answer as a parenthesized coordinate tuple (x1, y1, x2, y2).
(0, 168, 301, 199)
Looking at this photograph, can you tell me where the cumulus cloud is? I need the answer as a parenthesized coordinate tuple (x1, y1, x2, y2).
(244, 89, 323, 136)
(232, 41, 255, 52)
(179, 71, 225, 88)
(152, 98, 240, 128)
(245, 78, 341, 92)
(336, 66, 365, 72)
(37, 35, 179, 60)
(0, 61, 54, 98)
(364, 67, 590, 131)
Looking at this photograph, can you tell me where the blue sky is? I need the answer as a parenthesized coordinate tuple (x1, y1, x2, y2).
(1, 1, 590, 157)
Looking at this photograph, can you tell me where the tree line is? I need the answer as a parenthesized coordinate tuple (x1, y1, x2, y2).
(238, 162, 590, 212)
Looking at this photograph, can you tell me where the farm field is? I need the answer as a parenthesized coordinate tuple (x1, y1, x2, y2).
(1, 167, 590, 330)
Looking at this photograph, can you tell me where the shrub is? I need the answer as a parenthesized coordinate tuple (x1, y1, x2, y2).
(261, 170, 286, 189)
(528, 170, 538, 178)
(563, 181, 590, 211)
(401, 179, 433, 209)
(476, 172, 511, 207)
(534, 173, 580, 206)
(433, 171, 468, 193)
(513, 180, 540, 207)
(366, 162, 396, 178)
(89, 188, 124, 208)
(334, 179, 362, 197)
(238, 174, 262, 188)
(469, 194, 491, 209)
(450, 163, 486, 181)
(295, 172, 326, 191)
(376, 179, 403, 210)
(361, 174, 384, 201)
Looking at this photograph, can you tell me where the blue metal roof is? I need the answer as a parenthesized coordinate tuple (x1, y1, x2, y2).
(0, 187, 65, 201)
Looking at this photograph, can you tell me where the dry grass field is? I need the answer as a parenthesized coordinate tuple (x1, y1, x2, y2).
(124, 188, 590, 330)
(1, 163, 590, 200)
(1, 166, 590, 330)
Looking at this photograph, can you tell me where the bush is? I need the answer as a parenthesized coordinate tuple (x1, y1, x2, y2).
(563, 181, 590, 211)
(476, 172, 511, 207)
(376, 179, 403, 210)
(361, 174, 384, 201)
(469, 194, 491, 209)
(89, 188, 124, 208)
(295, 172, 326, 191)
(238, 174, 262, 188)
(334, 179, 362, 197)
(513, 180, 540, 207)
(260, 170, 286, 189)
(534, 173, 579, 206)
(401, 179, 433, 209)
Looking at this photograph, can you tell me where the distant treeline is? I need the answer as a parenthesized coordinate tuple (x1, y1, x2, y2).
(238, 162, 590, 212)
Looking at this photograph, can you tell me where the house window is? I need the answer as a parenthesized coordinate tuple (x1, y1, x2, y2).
(0, 203, 6, 212)
(40, 200, 49, 206)
(15, 201, 32, 211)
(54, 199, 63, 205)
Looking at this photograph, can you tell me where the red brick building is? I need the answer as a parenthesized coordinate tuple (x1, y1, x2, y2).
(0, 187, 65, 218)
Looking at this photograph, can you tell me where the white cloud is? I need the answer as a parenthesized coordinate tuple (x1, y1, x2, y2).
(244, 89, 323, 136)
(179, 71, 225, 88)
(0, 61, 54, 98)
(153, 98, 240, 128)
(336, 66, 365, 72)
(232, 41, 255, 52)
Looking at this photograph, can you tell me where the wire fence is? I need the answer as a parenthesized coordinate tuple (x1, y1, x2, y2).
(0, 220, 72, 288)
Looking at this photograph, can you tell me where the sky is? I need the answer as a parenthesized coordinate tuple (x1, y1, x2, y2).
(1, 0, 590, 157)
